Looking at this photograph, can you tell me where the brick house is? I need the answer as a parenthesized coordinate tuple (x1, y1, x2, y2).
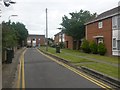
(54, 32, 74, 49)
(85, 6, 120, 56)
(27, 34, 45, 47)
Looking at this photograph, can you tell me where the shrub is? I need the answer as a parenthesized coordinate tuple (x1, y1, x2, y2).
(89, 41, 98, 54)
(98, 43, 107, 55)
(81, 39, 91, 53)
(59, 42, 65, 49)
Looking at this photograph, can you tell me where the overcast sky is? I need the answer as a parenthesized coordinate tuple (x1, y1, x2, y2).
(1, 0, 120, 38)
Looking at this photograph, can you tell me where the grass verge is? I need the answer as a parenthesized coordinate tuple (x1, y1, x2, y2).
(39, 46, 119, 79)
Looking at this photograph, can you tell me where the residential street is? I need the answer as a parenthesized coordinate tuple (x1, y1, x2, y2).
(23, 48, 107, 88)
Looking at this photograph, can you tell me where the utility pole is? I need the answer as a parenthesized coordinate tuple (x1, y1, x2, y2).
(46, 8, 48, 51)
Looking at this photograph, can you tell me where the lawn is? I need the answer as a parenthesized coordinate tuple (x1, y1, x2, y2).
(75, 63, 119, 79)
(39, 46, 119, 79)
(62, 49, 119, 64)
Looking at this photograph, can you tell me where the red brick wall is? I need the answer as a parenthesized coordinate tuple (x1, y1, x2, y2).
(39, 36, 45, 45)
(27, 35, 45, 46)
(65, 35, 73, 49)
(54, 33, 73, 49)
(86, 18, 112, 55)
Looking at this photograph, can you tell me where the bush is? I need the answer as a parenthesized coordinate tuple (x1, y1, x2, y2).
(81, 39, 91, 53)
(59, 42, 65, 49)
(89, 41, 98, 54)
(98, 43, 107, 55)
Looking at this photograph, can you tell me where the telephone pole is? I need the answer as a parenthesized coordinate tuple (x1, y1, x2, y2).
(46, 8, 48, 51)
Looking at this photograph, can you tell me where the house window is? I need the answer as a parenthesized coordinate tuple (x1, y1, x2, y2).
(113, 38, 117, 50)
(98, 38, 103, 43)
(112, 16, 118, 29)
(118, 15, 120, 30)
(33, 38, 35, 41)
(118, 40, 120, 50)
(98, 21, 103, 29)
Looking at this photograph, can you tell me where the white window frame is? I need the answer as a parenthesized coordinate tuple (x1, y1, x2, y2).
(98, 38, 103, 43)
(117, 40, 120, 50)
(118, 15, 120, 29)
(113, 38, 117, 49)
(112, 16, 118, 30)
(98, 21, 103, 29)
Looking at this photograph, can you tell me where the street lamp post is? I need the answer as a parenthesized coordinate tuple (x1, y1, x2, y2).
(46, 8, 48, 51)
(8, 15, 18, 21)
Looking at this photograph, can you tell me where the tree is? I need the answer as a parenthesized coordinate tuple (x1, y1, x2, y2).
(2, 21, 17, 48)
(11, 22, 28, 47)
(60, 10, 97, 49)
(2, 21, 28, 48)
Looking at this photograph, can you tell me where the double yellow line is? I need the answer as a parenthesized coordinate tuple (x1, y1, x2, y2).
(17, 49, 26, 88)
(37, 49, 113, 90)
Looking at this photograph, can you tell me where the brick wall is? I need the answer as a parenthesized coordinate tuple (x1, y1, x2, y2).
(27, 35, 45, 46)
(65, 35, 73, 49)
(86, 18, 112, 55)
(54, 33, 73, 49)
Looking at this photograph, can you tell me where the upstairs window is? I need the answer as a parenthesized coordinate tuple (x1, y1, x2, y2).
(112, 16, 118, 30)
(118, 40, 120, 50)
(118, 15, 120, 30)
(113, 38, 117, 50)
(98, 21, 103, 29)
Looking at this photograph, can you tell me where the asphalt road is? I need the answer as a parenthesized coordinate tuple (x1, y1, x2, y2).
(24, 48, 105, 88)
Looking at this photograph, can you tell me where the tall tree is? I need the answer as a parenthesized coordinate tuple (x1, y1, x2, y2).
(2, 21, 28, 48)
(61, 10, 97, 40)
(60, 10, 97, 49)
(11, 22, 28, 46)
(2, 21, 17, 48)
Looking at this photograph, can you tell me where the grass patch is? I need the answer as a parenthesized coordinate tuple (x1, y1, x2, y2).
(39, 46, 119, 79)
(39, 47, 94, 63)
(77, 63, 119, 79)
(62, 49, 119, 64)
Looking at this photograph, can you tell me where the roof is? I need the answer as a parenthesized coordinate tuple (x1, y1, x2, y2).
(54, 31, 63, 36)
(28, 34, 45, 37)
(85, 6, 120, 25)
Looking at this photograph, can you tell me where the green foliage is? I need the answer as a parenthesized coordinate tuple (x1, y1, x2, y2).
(98, 43, 107, 55)
(60, 10, 97, 40)
(59, 42, 65, 49)
(81, 39, 91, 53)
(2, 21, 28, 49)
(2, 22, 17, 48)
(89, 41, 98, 54)
(11, 22, 28, 46)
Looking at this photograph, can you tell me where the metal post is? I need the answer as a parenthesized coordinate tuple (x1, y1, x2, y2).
(46, 8, 48, 51)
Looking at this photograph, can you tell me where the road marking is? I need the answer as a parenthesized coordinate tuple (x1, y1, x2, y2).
(17, 49, 26, 88)
(37, 49, 113, 90)
(17, 57, 21, 88)
(21, 50, 26, 88)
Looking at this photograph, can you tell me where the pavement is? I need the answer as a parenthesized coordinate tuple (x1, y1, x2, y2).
(2, 47, 26, 88)
(23, 48, 110, 88)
